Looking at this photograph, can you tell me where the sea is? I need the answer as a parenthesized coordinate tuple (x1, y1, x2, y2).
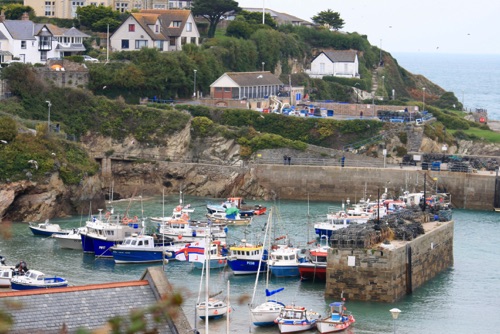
(1, 195, 499, 334)
(392, 53, 500, 120)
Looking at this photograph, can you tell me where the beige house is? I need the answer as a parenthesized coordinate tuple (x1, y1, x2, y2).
(23, 0, 193, 19)
(109, 9, 199, 52)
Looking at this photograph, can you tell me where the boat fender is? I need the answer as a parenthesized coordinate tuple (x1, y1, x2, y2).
(214, 309, 218, 315)
(178, 234, 183, 240)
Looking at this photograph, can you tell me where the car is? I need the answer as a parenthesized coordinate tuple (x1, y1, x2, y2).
(82, 55, 99, 63)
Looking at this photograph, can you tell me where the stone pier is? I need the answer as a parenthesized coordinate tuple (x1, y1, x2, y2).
(324, 220, 454, 302)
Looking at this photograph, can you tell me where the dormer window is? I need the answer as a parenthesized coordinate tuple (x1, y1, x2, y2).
(171, 21, 181, 27)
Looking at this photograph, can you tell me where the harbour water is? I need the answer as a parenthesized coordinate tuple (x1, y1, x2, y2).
(393, 52, 500, 120)
(1, 195, 499, 333)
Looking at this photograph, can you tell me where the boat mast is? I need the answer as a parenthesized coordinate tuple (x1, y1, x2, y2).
(250, 208, 272, 305)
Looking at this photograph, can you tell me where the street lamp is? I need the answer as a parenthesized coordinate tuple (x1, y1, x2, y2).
(389, 308, 401, 334)
(262, 62, 265, 71)
(193, 69, 197, 98)
(383, 148, 387, 168)
(422, 87, 426, 112)
(45, 100, 51, 132)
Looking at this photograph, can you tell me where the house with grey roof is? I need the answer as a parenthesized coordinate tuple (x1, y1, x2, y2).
(0, 267, 192, 333)
(0, 12, 90, 64)
(109, 9, 199, 52)
(307, 50, 360, 79)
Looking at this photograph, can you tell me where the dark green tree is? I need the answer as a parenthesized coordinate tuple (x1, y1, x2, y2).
(236, 10, 277, 29)
(76, 5, 121, 29)
(311, 9, 345, 30)
(3, 4, 34, 20)
(191, 0, 241, 38)
(91, 17, 122, 32)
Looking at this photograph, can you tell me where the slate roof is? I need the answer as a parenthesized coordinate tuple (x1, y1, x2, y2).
(241, 8, 312, 25)
(321, 50, 358, 63)
(2, 20, 37, 40)
(224, 71, 284, 87)
(0, 267, 191, 334)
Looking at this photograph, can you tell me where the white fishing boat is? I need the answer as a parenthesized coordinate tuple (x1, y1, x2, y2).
(316, 299, 355, 333)
(250, 208, 286, 327)
(10, 269, 68, 290)
(158, 218, 227, 244)
(29, 220, 71, 237)
(150, 190, 194, 223)
(52, 227, 87, 250)
(195, 236, 228, 320)
(274, 304, 321, 333)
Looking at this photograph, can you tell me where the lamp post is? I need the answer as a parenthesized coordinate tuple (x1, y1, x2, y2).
(383, 148, 387, 168)
(389, 308, 401, 334)
(382, 76, 385, 100)
(422, 87, 426, 112)
(262, 62, 265, 72)
(193, 69, 197, 98)
(45, 100, 52, 132)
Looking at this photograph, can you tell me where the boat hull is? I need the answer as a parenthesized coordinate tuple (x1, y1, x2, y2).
(251, 301, 284, 326)
(81, 234, 95, 253)
(29, 227, 68, 237)
(298, 264, 327, 281)
(228, 259, 267, 275)
(269, 265, 300, 278)
(53, 233, 82, 250)
(93, 238, 117, 257)
(193, 258, 227, 269)
(277, 321, 317, 333)
(316, 316, 355, 333)
(11, 277, 68, 290)
(112, 249, 166, 264)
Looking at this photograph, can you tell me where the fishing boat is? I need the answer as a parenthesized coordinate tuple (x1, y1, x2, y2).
(112, 232, 183, 264)
(158, 218, 227, 244)
(0, 256, 15, 288)
(52, 227, 87, 250)
(28, 220, 71, 237)
(207, 197, 266, 217)
(314, 207, 370, 237)
(195, 236, 228, 320)
(227, 240, 268, 275)
(250, 208, 286, 326)
(10, 270, 68, 290)
(206, 210, 252, 226)
(274, 304, 321, 333)
(316, 300, 355, 333)
(298, 235, 330, 282)
(268, 244, 304, 278)
(175, 239, 228, 269)
(150, 190, 194, 223)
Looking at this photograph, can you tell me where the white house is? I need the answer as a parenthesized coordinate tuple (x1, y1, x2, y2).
(307, 50, 359, 79)
(110, 9, 199, 52)
(0, 13, 89, 64)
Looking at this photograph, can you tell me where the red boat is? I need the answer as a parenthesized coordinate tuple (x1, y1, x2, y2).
(298, 237, 329, 281)
(227, 197, 267, 216)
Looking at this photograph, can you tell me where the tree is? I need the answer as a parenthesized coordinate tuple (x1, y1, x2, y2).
(76, 5, 121, 29)
(3, 4, 34, 20)
(0, 116, 17, 143)
(191, 0, 241, 38)
(311, 9, 345, 30)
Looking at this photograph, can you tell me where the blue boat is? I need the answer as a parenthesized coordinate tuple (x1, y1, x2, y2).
(227, 241, 268, 275)
(268, 245, 305, 278)
(112, 234, 183, 264)
(80, 210, 142, 257)
(10, 270, 68, 290)
(29, 220, 71, 237)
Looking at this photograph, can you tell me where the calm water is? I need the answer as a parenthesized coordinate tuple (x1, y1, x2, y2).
(393, 53, 500, 120)
(1, 195, 499, 334)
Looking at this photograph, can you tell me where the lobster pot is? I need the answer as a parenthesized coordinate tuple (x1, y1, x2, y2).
(438, 209, 452, 221)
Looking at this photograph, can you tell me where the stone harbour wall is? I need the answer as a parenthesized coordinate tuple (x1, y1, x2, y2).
(324, 221, 454, 302)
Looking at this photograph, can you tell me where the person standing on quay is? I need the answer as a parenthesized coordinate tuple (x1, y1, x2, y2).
(288, 156, 291, 165)
(341, 155, 345, 167)
(283, 155, 288, 165)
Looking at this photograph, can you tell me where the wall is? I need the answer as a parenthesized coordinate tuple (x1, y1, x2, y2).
(324, 221, 454, 302)
(253, 164, 496, 210)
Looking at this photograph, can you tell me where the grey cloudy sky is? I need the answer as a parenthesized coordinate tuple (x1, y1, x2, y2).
(237, 0, 499, 55)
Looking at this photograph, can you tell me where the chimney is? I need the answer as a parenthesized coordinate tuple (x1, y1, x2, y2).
(0, 10, 5, 23)
(21, 12, 29, 21)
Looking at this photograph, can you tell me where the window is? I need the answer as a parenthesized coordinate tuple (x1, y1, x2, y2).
(155, 24, 159, 33)
(129, 24, 135, 32)
(169, 37, 176, 46)
(135, 40, 148, 49)
(153, 4, 165, 9)
(320, 62, 325, 73)
(40, 51, 47, 62)
(181, 37, 186, 45)
(121, 40, 129, 49)
(21, 41, 26, 49)
(171, 21, 181, 27)
(154, 41, 163, 49)
(191, 37, 197, 44)
(186, 22, 192, 32)
(115, 2, 128, 13)
(71, 1, 84, 18)
(44, 1, 54, 16)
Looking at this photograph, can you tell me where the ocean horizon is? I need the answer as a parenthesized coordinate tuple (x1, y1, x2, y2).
(392, 52, 500, 120)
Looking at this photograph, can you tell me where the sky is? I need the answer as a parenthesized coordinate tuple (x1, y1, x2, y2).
(236, 0, 500, 55)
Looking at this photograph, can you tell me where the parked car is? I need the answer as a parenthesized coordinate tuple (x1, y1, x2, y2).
(82, 55, 99, 63)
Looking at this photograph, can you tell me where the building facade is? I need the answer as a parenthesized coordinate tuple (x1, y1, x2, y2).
(307, 50, 360, 79)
